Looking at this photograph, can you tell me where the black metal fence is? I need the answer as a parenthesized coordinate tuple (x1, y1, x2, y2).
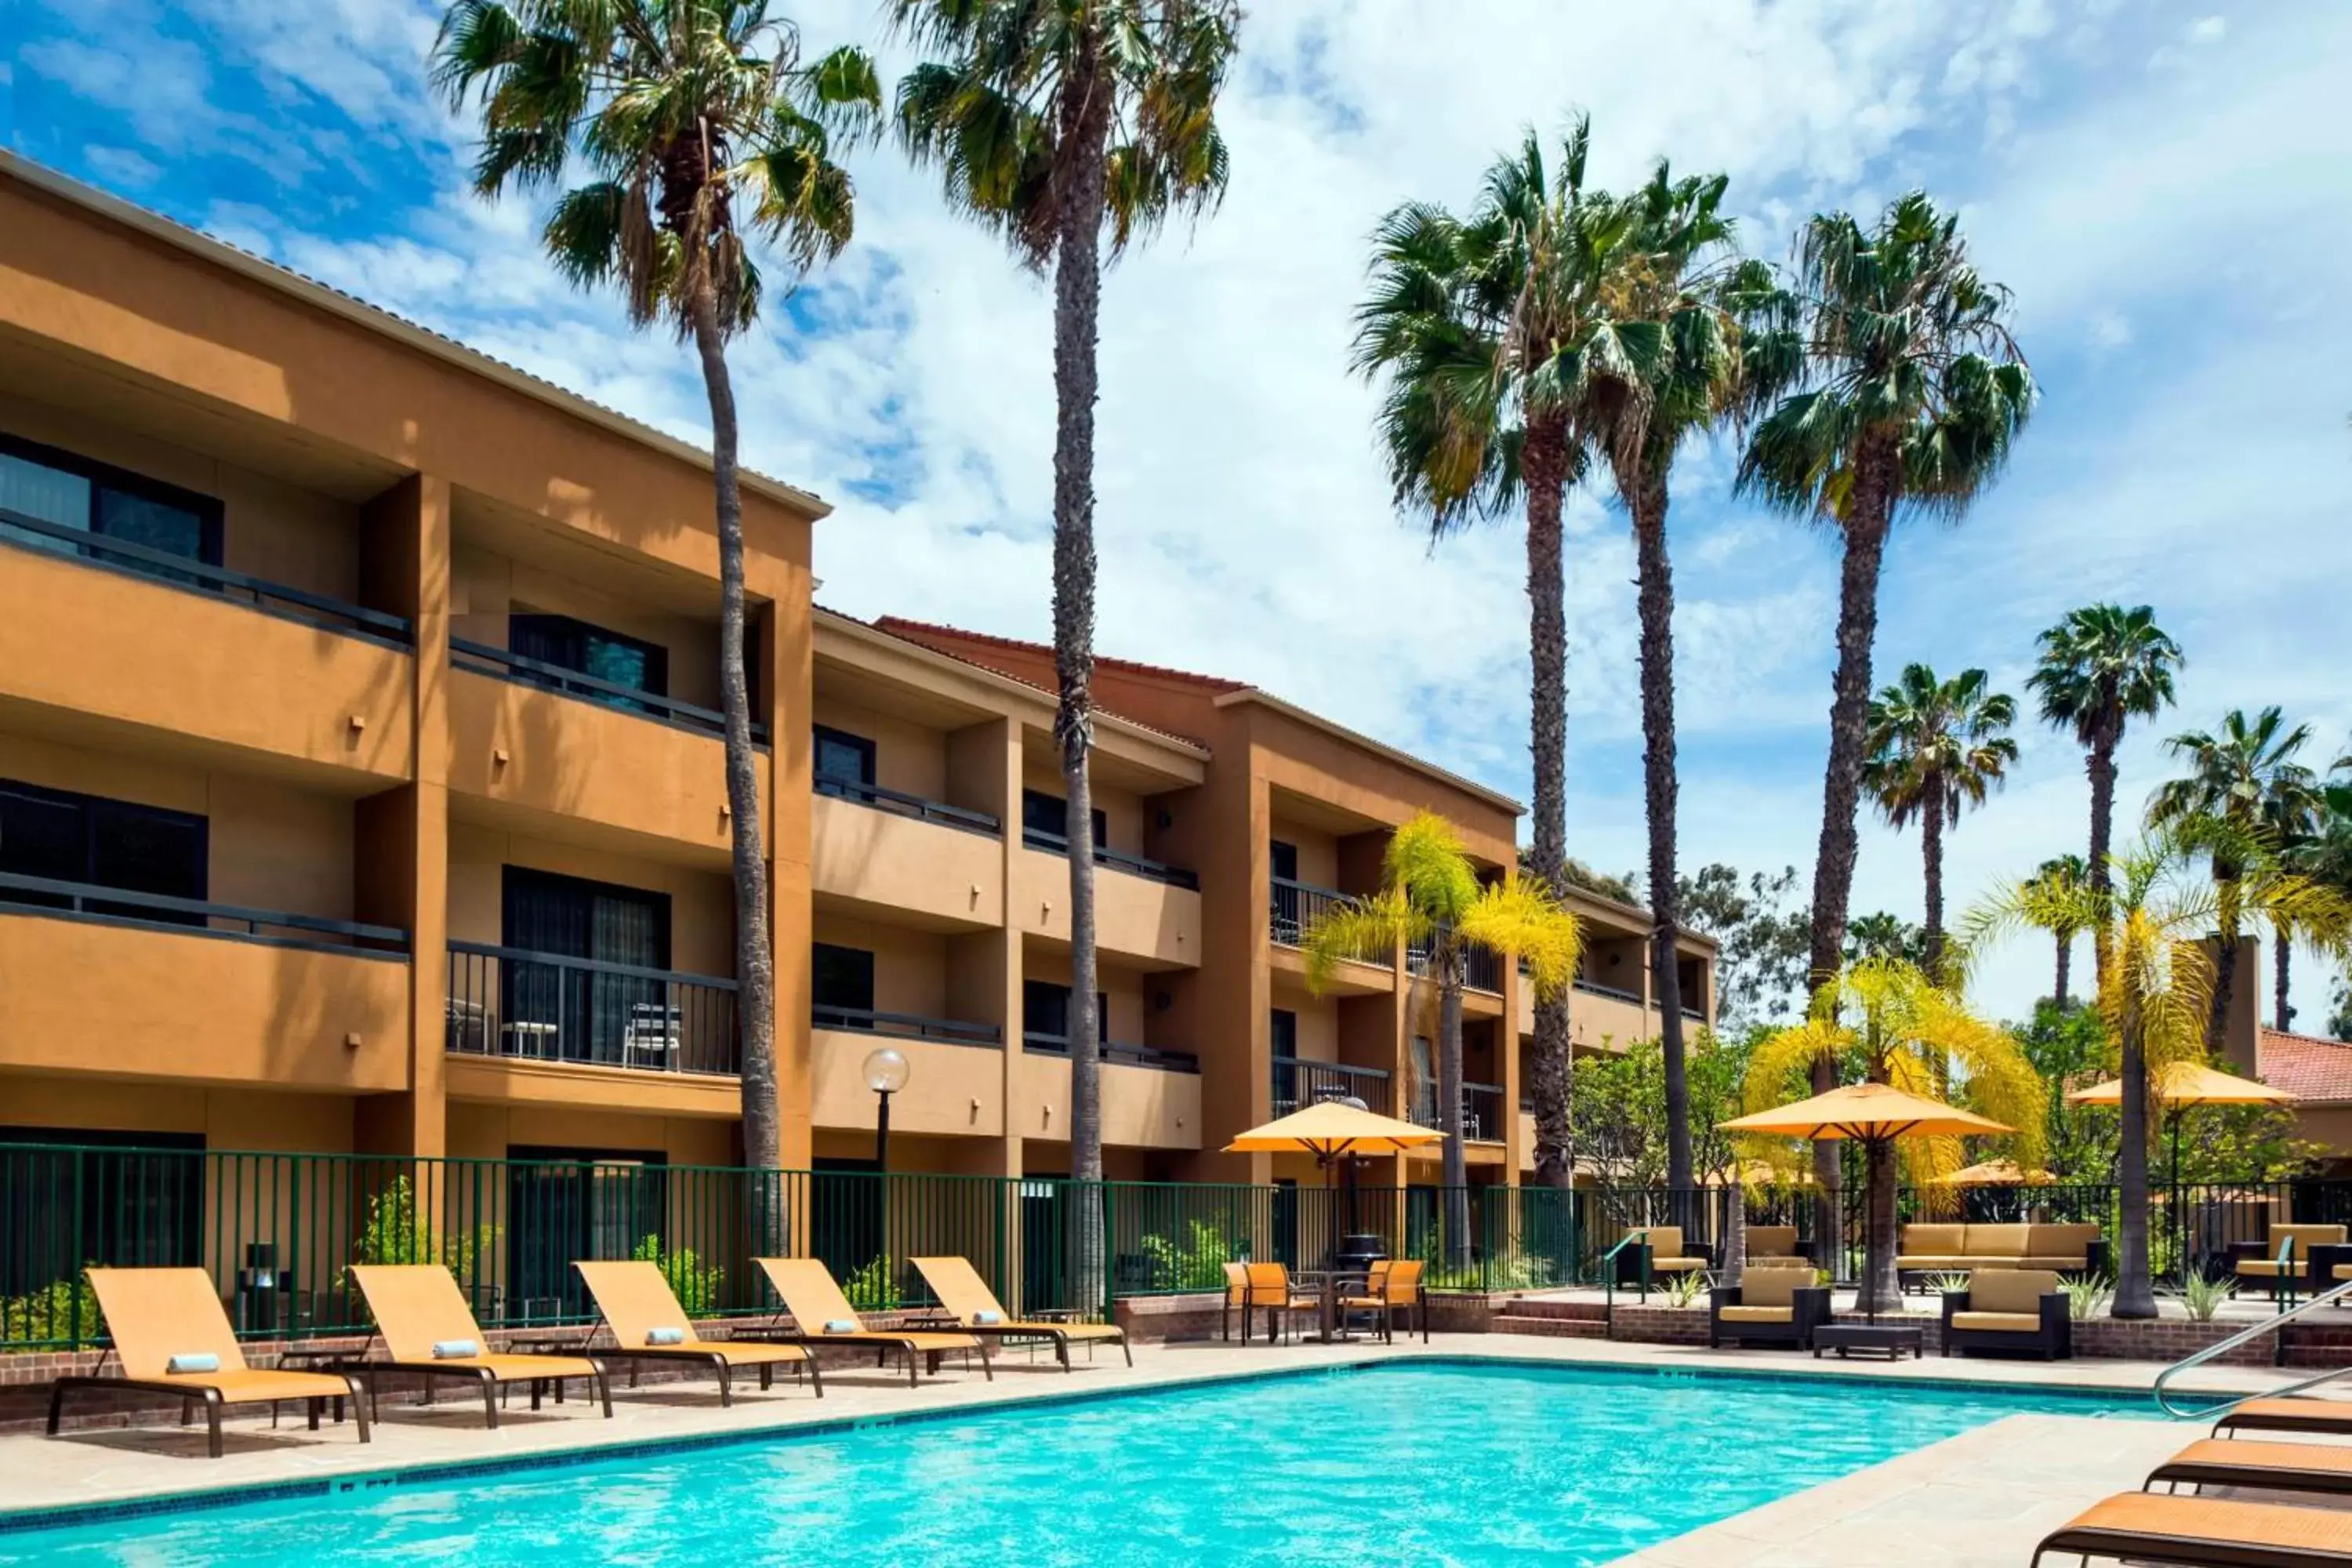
(447, 941, 741, 1076)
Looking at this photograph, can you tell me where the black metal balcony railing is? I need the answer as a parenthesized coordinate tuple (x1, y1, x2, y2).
(815, 777, 1000, 837)
(1403, 931, 1502, 993)
(0, 871, 409, 959)
(1269, 877, 1393, 964)
(811, 1006, 1001, 1048)
(1, 504, 414, 647)
(446, 941, 739, 1076)
(1020, 1032, 1200, 1075)
(1575, 976, 1643, 1004)
(1269, 1056, 1392, 1119)
(452, 637, 770, 749)
(1403, 1080, 1508, 1142)
(1022, 828, 1199, 891)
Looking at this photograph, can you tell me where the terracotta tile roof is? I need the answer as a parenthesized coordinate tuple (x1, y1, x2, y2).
(2259, 1028, 2352, 1104)
(871, 617, 1252, 694)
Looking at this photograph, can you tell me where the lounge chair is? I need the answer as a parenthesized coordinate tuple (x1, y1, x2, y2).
(1242, 1261, 1322, 1345)
(2031, 1492, 2352, 1566)
(1709, 1267, 1831, 1350)
(1743, 1225, 1815, 1268)
(2148, 1439, 2352, 1499)
(346, 1264, 609, 1428)
(1614, 1226, 1709, 1300)
(1339, 1259, 1428, 1345)
(909, 1256, 1131, 1370)
(1940, 1268, 2071, 1359)
(46, 1267, 369, 1458)
(2212, 1396, 2352, 1440)
(572, 1261, 821, 1406)
(2233, 1225, 2352, 1309)
(749, 1258, 990, 1386)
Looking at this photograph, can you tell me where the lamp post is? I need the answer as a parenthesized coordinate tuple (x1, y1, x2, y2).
(863, 1046, 910, 1171)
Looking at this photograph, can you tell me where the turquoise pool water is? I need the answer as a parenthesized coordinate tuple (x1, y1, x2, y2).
(2, 1362, 2147, 1566)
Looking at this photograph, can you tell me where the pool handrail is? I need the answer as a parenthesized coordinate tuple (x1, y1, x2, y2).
(2152, 1270, 2352, 1419)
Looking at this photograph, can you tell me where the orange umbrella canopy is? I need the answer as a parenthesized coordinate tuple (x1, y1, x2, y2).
(1719, 1081, 2013, 1142)
(1933, 1159, 2056, 1187)
(1223, 1101, 1446, 1161)
(2067, 1062, 2294, 1108)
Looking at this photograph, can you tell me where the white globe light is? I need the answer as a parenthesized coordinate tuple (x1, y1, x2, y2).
(862, 1045, 911, 1095)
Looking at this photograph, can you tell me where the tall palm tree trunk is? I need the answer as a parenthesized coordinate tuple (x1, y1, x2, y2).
(2086, 726, 2118, 986)
(1920, 779, 1946, 988)
(1438, 956, 1470, 1269)
(689, 292, 778, 1179)
(2275, 927, 2294, 1032)
(2114, 999, 2157, 1317)
(2208, 881, 2241, 1060)
(1629, 473, 1691, 1194)
(2053, 931, 2071, 1011)
(1806, 452, 1896, 1256)
(1522, 418, 1575, 1192)
(1052, 49, 1112, 1308)
(1861, 1138, 1899, 1315)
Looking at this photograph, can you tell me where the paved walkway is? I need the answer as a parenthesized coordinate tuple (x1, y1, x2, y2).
(0, 1332, 2330, 1563)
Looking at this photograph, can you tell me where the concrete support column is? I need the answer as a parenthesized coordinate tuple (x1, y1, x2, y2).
(768, 597, 815, 1171)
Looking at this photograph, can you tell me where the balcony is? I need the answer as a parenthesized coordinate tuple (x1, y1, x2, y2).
(812, 1014, 1004, 1138)
(1405, 931, 1504, 994)
(0, 507, 414, 782)
(1021, 1032, 1200, 1074)
(1021, 827, 1196, 891)
(1015, 1038, 1201, 1150)
(1403, 1080, 1508, 1144)
(811, 785, 1004, 929)
(445, 941, 740, 1076)
(1015, 840, 1200, 967)
(448, 649, 769, 856)
(811, 1004, 1000, 1048)
(1269, 1055, 1392, 1119)
(0, 874, 411, 1091)
(1268, 879, 1392, 993)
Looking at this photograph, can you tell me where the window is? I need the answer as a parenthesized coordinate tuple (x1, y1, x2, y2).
(1022, 789, 1107, 848)
(812, 942, 877, 1023)
(1022, 980, 1108, 1044)
(812, 726, 877, 799)
(1269, 840, 1298, 883)
(500, 867, 673, 1065)
(1270, 1008, 1298, 1058)
(0, 432, 223, 583)
(0, 779, 207, 924)
(509, 613, 670, 700)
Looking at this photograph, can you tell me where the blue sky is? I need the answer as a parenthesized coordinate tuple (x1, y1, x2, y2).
(9, 1, 2352, 1023)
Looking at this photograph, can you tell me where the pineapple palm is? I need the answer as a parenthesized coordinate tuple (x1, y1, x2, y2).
(1300, 813, 1579, 1265)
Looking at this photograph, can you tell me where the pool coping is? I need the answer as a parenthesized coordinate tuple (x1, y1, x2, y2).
(0, 1350, 2239, 1539)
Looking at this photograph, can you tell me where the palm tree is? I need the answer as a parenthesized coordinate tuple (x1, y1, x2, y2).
(2027, 604, 2183, 985)
(890, 1, 1240, 1258)
(1860, 663, 2018, 985)
(1301, 813, 1580, 1265)
(1744, 958, 2045, 1314)
(432, 0, 878, 1168)
(1352, 121, 1602, 1192)
(2028, 855, 2089, 1007)
(1971, 829, 2352, 1316)
(1737, 193, 2033, 1203)
(2290, 784, 2352, 1030)
(2147, 707, 2323, 1054)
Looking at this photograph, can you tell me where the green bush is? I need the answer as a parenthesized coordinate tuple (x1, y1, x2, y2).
(1136, 1221, 1234, 1290)
(633, 1234, 724, 1318)
(2058, 1272, 2114, 1321)
(842, 1254, 898, 1311)
(2, 1275, 100, 1349)
(352, 1175, 495, 1276)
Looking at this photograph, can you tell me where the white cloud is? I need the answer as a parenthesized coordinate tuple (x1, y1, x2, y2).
(82, 145, 162, 187)
(2189, 16, 2228, 43)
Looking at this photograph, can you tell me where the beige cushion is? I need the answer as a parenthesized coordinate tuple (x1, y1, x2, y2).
(1718, 1305, 1794, 1324)
(1746, 1255, 1815, 1272)
(1969, 1269, 2060, 1314)
(2027, 1223, 2100, 1258)
(1896, 1255, 1971, 1272)
(2020, 1255, 2089, 1270)
(1747, 1226, 1798, 1258)
(1902, 1223, 1967, 1255)
(1649, 1257, 1706, 1272)
(1951, 1310, 2042, 1333)
(1965, 1224, 2032, 1258)
(2269, 1225, 2347, 1261)
(1632, 1226, 1684, 1258)
(2238, 1259, 2294, 1278)
(2335, 1262, 2352, 1280)
(1741, 1270, 1799, 1308)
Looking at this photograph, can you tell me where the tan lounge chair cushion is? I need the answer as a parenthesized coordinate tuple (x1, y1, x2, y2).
(1900, 1223, 1967, 1257)
(1951, 1311, 2042, 1333)
(1746, 1226, 1799, 1258)
(2238, 1259, 2296, 1278)
(84, 1269, 354, 1404)
(1647, 1257, 1706, 1272)
(2042, 1492, 2352, 1559)
(2027, 1223, 2100, 1258)
(2019, 1256, 2089, 1270)
(1741, 1270, 1801, 1308)
(1969, 1269, 2059, 1314)
(1717, 1305, 1794, 1324)
(1894, 1255, 1969, 1272)
(2267, 1225, 2347, 1261)
(1965, 1224, 2031, 1258)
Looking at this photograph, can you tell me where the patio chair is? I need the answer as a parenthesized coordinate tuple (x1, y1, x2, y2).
(46, 1268, 369, 1458)
(1613, 1226, 1709, 1301)
(1338, 1259, 1428, 1345)
(1939, 1268, 2071, 1360)
(1742, 1225, 1813, 1268)
(1708, 1267, 1831, 1351)
(1243, 1261, 1321, 1345)
(2031, 1492, 2352, 1566)
(347, 1264, 609, 1428)
(2212, 1396, 2352, 1440)
(749, 1258, 990, 1386)
(2232, 1224, 2350, 1309)
(1220, 1261, 1251, 1342)
(572, 1261, 821, 1406)
(2147, 1438, 2352, 1500)
(908, 1256, 1130, 1370)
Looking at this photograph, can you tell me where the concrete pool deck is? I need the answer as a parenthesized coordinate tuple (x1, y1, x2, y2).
(0, 1332, 2336, 1562)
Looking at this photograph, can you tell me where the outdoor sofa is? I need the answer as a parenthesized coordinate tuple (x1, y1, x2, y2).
(1939, 1267, 2071, 1359)
(1613, 1225, 1711, 1298)
(1893, 1221, 2107, 1287)
(1708, 1267, 1831, 1351)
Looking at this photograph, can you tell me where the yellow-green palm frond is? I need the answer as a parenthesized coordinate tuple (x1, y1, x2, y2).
(1744, 1016, 1850, 1113)
(1911, 985, 2047, 1167)
(1382, 811, 1483, 924)
(1299, 885, 1410, 994)
(1457, 873, 1581, 998)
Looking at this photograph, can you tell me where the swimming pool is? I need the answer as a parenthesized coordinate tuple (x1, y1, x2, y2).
(2, 1360, 2150, 1566)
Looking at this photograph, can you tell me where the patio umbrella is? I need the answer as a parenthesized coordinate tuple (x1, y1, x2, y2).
(1720, 1083, 2013, 1322)
(2067, 1062, 2294, 1183)
(1934, 1159, 2056, 1187)
(1225, 1102, 1446, 1266)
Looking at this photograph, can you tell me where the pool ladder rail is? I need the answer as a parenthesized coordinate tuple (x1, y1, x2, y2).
(2152, 1272, 2352, 1420)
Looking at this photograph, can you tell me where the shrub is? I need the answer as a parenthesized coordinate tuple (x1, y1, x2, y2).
(633, 1235, 724, 1319)
(1660, 1269, 1708, 1309)
(1924, 1272, 1974, 1297)
(1136, 1221, 1233, 1290)
(842, 1254, 898, 1311)
(1, 1275, 100, 1349)
(2058, 1272, 2113, 1321)
(352, 1175, 494, 1276)
(2174, 1272, 2236, 1323)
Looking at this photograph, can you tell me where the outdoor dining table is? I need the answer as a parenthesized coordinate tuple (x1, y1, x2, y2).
(1294, 1265, 1374, 1344)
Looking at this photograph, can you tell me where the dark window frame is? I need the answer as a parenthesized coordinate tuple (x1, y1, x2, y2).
(812, 942, 877, 1018)
(508, 611, 671, 699)
(0, 777, 209, 922)
(1022, 788, 1108, 849)
(1270, 1008, 1298, 1058)
(0, 429, 225, 568)
(1023, 978, 1109, 1044)
(812, 725, 878, 796)
(1269, 840, 1299, 883)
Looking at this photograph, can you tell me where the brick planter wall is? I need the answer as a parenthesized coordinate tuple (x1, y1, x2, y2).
(1604, 1305, 2279, 1367)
